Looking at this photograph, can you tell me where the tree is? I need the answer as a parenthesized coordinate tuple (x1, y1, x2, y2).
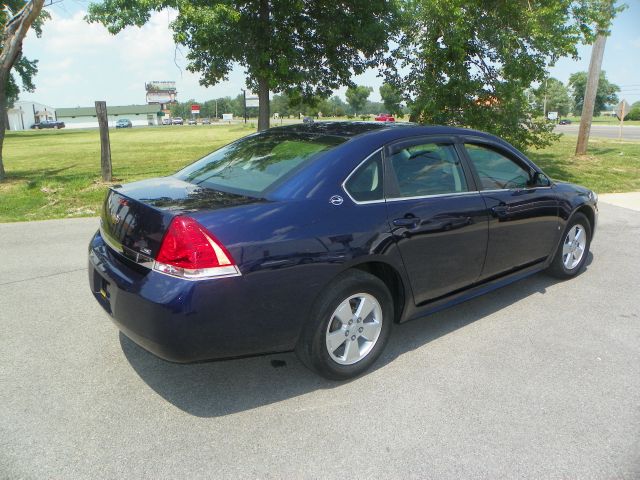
(379, 82, 403, 116)
(87, 1, 398, 131)
(324, 96, 347, 117)
(346, 85, 372, 115)
(270, 94, 292, 118)
(534, 78, 572, 117)
(568, 71, 620, 116)
(0, 0, 47, 181)
(388, 0, 621, 150)
(626, 101, 640, 121)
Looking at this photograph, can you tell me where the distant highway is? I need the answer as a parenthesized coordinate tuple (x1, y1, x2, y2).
(555, 124, 640, 140)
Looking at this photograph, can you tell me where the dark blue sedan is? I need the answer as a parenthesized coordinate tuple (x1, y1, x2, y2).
(88, 122, 598, 379)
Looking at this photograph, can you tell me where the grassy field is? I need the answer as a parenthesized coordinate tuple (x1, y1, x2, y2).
(1, 124, 639, 222)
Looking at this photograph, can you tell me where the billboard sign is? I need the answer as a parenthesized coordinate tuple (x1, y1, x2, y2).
(146, 92, 175, 104)
(547, 111, 558, 121)
(191, 104, 200, 114)
(145, 81, 176, 92)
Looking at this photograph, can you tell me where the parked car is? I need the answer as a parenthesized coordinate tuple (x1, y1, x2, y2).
(162, 118, 172, 125)
(31, 119, 65, 129)
(375, 113, 395, 122)
(188, 118, 197, 125)
(88, 122, 598, 379)
(558, 119, 572, 125)
(202, 118, 211, 125)
(116, 118, 132, 128)
(172, 117, 184, 125)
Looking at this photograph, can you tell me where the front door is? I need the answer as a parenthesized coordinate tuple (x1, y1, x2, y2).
(461, 142, 559, 279)
(384, 137, 489, 305)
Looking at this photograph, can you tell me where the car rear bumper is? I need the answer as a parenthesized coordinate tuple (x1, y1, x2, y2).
(88, 231, 296, 362)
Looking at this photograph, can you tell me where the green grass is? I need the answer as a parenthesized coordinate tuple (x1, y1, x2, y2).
(1, 125, 256, 222)
(527, 136, 640, 193)
(1, 125, 639, 222)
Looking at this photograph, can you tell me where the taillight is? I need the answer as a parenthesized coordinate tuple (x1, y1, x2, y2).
(154, 216, 240, 280)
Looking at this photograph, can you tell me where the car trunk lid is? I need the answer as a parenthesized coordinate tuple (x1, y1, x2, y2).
(100, 177, 262, 262)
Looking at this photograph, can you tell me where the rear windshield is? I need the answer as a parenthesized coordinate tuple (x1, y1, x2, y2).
(175, 131, 346, 196)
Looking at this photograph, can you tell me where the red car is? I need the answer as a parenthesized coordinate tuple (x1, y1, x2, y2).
(374, 113, 395, 122)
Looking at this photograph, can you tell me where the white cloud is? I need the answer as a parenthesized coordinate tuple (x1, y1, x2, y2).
(20, 9, 247, 107)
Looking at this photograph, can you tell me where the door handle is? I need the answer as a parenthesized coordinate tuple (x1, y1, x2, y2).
(393, 217, 421, 229)
(491, 205, 508, 218)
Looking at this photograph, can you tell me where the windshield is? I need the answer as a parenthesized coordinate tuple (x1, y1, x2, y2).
(175, 131, 346, 196)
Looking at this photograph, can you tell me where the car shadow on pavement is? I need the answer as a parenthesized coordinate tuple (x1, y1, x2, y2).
(121, 255, 592, 418)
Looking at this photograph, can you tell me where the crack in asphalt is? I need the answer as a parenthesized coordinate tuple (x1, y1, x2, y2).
(0, 267, 87, 287)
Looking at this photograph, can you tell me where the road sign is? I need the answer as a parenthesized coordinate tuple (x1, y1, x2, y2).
(547, 111, 558, 121)
(191, 104, 200, 114)
(616, 100, 631, 121)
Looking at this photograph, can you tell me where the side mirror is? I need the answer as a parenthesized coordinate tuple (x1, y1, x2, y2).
(530, 171, 551, 187)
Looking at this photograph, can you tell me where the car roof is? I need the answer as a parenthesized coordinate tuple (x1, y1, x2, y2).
(266, 121, 501, 143)
(267, 121, 403, 138)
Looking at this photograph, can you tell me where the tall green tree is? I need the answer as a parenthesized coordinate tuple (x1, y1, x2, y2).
(568, 70, 619, 116)
(324, 96, 348, 117)
(1, 0, 48, 181)
(388, 0, 621, 150)
(87, 1, 398, 131)
(346, 85, 373, 115)
(626, 101, 640, 121)
(534, 77, 572, 117)
(379, 82, 403, 116)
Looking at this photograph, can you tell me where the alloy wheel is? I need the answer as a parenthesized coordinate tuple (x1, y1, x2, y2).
(325, 293, 383, 365)
(562, 223, 587, 270)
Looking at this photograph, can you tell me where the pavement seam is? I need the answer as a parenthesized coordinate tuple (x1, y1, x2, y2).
(0, 267, 87, 287)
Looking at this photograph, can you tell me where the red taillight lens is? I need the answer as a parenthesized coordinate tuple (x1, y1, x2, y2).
(154, 216, 239, 279)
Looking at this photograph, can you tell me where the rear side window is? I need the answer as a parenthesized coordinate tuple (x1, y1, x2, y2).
(344, 152, 383, 202)
(176, 131, 346, 196)
(388, 143, 468, 198)
(464, 144, 531, 190)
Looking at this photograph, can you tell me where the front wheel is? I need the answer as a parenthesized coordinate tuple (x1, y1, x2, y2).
(548, 212, 591, 279)
(296, 270, 393, 380)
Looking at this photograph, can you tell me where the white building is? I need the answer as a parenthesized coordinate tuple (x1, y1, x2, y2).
(7, 101, 56, 131)
(56, 104, 163, 129)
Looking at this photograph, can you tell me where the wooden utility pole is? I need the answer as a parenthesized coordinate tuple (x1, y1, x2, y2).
(575, 34, 607, 155)
(95, 101, 112, 181)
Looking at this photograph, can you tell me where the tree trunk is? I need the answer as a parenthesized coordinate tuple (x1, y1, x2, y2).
(95, 101, 112, 181)
(0, 71, 8, 180)
(257, 76, 270, 131)
(256, 0, 270, 131)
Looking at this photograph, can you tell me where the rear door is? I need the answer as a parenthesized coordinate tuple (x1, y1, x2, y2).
(460, 141, 559, 279)
(384, 136, 489, 304)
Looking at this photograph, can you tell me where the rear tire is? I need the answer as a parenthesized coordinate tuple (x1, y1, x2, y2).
(548, 212, 591, 279)
(296, 269, 393, 380)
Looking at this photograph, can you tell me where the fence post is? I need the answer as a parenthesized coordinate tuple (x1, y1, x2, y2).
(95, 101, 112, 181)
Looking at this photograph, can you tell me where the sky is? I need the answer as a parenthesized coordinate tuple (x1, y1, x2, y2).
(19, 0, 640, 108)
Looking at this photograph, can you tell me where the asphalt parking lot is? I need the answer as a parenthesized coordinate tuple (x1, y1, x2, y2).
(1, 202, 639, 479)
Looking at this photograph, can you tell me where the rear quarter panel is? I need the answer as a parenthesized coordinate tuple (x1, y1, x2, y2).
(189, 198, 405, 350)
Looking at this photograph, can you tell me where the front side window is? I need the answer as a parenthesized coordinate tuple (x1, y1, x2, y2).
(464, 144, 533, 190)
(388, 142, 468, 198)
(344, 152, 383, 202)
(176, 131, 346, 195)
